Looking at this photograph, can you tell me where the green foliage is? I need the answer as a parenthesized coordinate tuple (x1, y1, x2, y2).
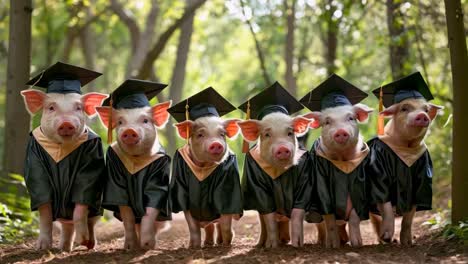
(0, 173, 39, 244)
(425, 210, 468, 244)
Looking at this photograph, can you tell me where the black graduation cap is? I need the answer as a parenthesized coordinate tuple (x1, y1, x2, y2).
(101, 79, 167, 109)
(238, 81, 304, 120)
(371, 72, 434, 107)
(26, 61, 102, 94)
(299, 73, 368, 111)
(167, 87, 236, 122)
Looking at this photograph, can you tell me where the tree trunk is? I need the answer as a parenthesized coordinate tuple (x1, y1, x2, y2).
(166, 0, 196, 155)
(444, 0, 468, 223)
(79, 5, 96, 92)
(386, 0, 409, 79)
(284, 0, 297, 96)
(3, 0, 32, 174)
(321, 0, 338, 76)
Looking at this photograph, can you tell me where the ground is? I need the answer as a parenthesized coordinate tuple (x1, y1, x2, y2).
(1, 211, 467, 264)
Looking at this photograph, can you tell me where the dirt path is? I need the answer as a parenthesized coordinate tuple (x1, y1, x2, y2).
(1, 211, 467, 264)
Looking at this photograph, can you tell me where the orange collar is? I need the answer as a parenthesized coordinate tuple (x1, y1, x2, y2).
(315, 139, 369, 174)
(111, 141, 164, 174)
(378, 134, 427, 167)
(250, 145, 306, 179)
(32, 127, 89, 163)
(178, 144, 227, 181)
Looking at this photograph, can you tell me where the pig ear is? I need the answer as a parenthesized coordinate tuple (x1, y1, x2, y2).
(95, 106, 115, 129)
(151, 100, 172, 128)
(353, 103, 374, 123)
(380, 104, 399, 118)
(238, 120, 261, 142)
(292, 116, 312, 136)
(223, 119, 241, 139)
(21, 89, 47, 114)
(174, 120, 194, 140)
(428, 103, 444, 120)
(82, 92, 108, 116)
(302, 112, 322, 129)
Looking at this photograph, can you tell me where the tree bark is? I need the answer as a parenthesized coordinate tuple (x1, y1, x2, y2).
(284, 0, 297, 96)
(79, 4, 96, 92)
(136, 0, 207, 79)
(166, 0, 196, 154)
(386, 0, 410, 79)
(444, 0, 468, 223)
(3, 0, 32, 174)
(239, 0, 271, 85)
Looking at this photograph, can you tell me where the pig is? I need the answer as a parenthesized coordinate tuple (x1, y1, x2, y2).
(171, 115, 243, 248)
(238, 112, 312, 248)
(95, 100, 172, 250)
(21, 89, 107, 251)
(368, 98, 443, 246)
(304, 103, 373, 248)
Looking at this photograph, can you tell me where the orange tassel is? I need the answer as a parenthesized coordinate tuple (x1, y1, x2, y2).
(107, 95, 113, 144)
(185, 100, 190, 144)
(377, 86, 385, 136)
(242, 100, 250, 153)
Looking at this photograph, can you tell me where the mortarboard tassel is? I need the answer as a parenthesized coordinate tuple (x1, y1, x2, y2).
(377, 86, 385, 136)
(242, 100, 251, 153)
(107, 94, 113, 144)
(185, 99, 189, 144)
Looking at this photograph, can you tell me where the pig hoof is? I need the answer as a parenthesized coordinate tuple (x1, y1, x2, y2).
(203, 240, 214, 247)
(264, 239, 279, 248)
(400, 234, 413, 246)
(59, 240, 73, 252)
(350, 237, 363, 247)
(37, 236, 52, 250)
(216, 235, 223, 245)
(124, 238, 139, 250)
(189, 240, 202, 249)
(141, 239, 156, 250)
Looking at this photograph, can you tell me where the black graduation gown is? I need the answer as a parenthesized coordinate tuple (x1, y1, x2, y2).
(308, 139, 370, 222)
(102, 147, 171, 223)
(170, 149, 243, 222)
(367, 137, 432, 215)
(241, 148, 312, 218)
(24, 130, 105, 220)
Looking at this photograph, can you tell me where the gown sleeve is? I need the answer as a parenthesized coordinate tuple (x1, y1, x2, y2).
(144, 155, 171, 214)
(241, 154, 276, 214)
(212, 155, 243, 215)
(23, 137, 52, 211)
(102, 148, 130, 212)
(367, 138, 392, 205)
(70, 138, 106, 210)
(293, 152, 313, 210)
(170, 151, 190, 213)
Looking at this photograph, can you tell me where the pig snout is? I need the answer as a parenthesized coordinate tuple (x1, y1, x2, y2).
(333, 129, 349, 144)
(208, 142, 224, 155)
(57, 121, 76, 137)
(413, 113, 430, 127)
(121, 128, 140, 145)
(274, 145, 292, 160)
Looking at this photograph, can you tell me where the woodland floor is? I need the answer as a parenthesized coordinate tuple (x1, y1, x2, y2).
(0, 211, 467, 264)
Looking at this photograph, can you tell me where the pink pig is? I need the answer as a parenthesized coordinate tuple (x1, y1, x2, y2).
(21, 89, 107, 251)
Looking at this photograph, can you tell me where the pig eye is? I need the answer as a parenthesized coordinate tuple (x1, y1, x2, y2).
(265, 133, 271, 138)
(48, 106, 55, 111)
(197, 133, 204, 138)
(143, 119, 149, 124)
(401, 106, 409, 112)
(76, 105, 82, 111)
(325, 120, 330, 125)
(118, 120, 123, 125)
(348, 116, 355, 121)
(220, 132, 226, 137)
(287, 132, 293, 137)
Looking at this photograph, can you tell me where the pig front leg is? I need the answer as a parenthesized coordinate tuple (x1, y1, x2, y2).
(59, 223, 74, 252)
(290, 208, 304, 247)
(316, 222, 326, 246)
(256, 213, 267, 247)
(204, 223, 215, 246)
(218, 214, 233, 246)
(348, 209, 362, 247)
(278, 220, 290, 245)
(140, 208, 159, 249)
(119, 206, 139, 250)
(262, 213, 279, 248)
(183, 211, 202, 248)
(73, 204, 89, 247)
(378, 202, 395, 243)
(400, 206, 416, 246)
(37, 203, 53, 250)
(323, 214, 340, 248)
(86, 216, 99, 249)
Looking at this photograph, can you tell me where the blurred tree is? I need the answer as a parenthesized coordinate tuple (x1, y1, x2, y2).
(386, 0, 410, 79)
(284, 0, 296, 96)
(3, 0, 32, 175)
(444, 0, 468, 223)
(166, 0, 197, 155)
